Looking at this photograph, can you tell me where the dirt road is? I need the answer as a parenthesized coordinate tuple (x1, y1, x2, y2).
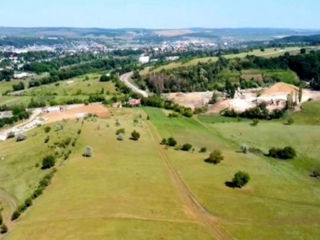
(120, 72, 149, 98)
(146, 121, 232, 240)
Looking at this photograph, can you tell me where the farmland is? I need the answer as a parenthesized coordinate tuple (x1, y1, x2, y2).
(0, 103, 319, 239)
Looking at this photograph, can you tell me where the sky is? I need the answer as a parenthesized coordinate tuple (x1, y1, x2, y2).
(0, 0, 320, 29)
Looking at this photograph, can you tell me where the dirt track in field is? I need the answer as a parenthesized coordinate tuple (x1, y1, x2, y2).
(146, 121, 232, 240)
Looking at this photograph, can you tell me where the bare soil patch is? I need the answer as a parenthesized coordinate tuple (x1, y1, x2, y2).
(42, 103, 110, 123)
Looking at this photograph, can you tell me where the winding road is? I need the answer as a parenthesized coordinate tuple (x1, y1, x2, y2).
(120, 72, 149, 98)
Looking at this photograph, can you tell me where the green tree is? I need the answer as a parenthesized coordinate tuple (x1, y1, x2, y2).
(232, 171, 250, 188)
(41, 155, 56, 169)
(205, 150, 224, 164)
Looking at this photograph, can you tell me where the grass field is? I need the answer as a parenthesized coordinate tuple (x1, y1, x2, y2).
(141, 47, 304, 75)
(0, 73, 116, 107)
(2, 109, 214, 240)
(143, 107, 320, 239)
(1, 104, 320, 239)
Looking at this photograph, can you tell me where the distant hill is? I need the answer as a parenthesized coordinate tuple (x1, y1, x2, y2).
(0, 27, 320, 41)
(279, 34, 320, 44)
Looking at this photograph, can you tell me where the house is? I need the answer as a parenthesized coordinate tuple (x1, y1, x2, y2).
(128, 99, 141, 106)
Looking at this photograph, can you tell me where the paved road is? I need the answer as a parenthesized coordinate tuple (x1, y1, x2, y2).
(120, 72, 149, 98)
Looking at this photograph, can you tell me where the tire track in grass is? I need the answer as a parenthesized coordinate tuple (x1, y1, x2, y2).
(146, 121, 232, 240)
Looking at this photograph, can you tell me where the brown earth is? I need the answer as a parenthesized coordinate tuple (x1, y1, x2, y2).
(42, 104, 110, 123)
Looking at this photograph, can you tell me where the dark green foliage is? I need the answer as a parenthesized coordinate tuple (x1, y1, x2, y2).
(12, 82, 25, 91)
(0, 224, 8, 234)
(141, 96, 193, 118)
(116, 128, 125, 135)
(44, 126, 51, 133)
(311, 168, 320, 179)
(0, 105, 29, 130)
(181, 143, 193, 152)
(131, 130, 141, 141)
(44, 136, 50, 143)
(268, 146, 296, 159)
(205, 150, 224, 164)
(199, 147, 207, 153)
(232, 171, 250, 188)
(251, 119, 259, 126)
(223, 103, 285, 120)
(160, 138, 167, 145)
(0, 214, 2, 225)
(168, 112, 179, 118)
(24, 198, 32, 208)
(11, 210, 21, 221)
(167, 137, 177, 147)
(41, 155, 56, 169)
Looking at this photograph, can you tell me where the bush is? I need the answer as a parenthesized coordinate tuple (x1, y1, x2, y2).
(232, 171, 250, 188)
(16, 134, 27, 142)
(205, 150, 224, 164)
(268, 146, 296, 159)
(181, 143, 193, 152)
(116, 128, 125, 135)
(311, 168, 320, 178)
(0, 214, 2, 225)
(32, 187, 44, 199)
(44, 136, 50, 143)
(44, 126, 51, 133)
(83, 146, 93, 158)
(199, 147, 207, 153)
(285, 118, 294, 125)
(251, 119, 259, 126)
(11, 210, 21, 221)
(0, 224, 8, 234)
(131, 130, 140, 141)
(160, 138, 167, 145)
(41, 155, 56, 169)
(24, 198, 33, 208)
(167, 137, 177, 147)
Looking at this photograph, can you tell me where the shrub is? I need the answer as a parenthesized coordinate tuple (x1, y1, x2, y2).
(167, 137, 177, 147)
(131, 130, 140, 141)
(285, 118, 294, 125)
(181, 143, 193, 152)
(311, 168, 320, 178)
(199, 147, 207, 153)
(232, 171, 250, 188)
(251, 119, 259, 126)
(205, 150, 224, 164)
(24, 198, 32, 208)
(0, 224, 8, 234)
(77, 129, 82, 135)
(168, 112, 179, 118)
(11, 210, 21, 221)
(117, 133, 124, 141)
(16, 134, 27, 142)
(160, 138, 167, 145)
(44, 136, 50, 143)
(268, 146, 296, 159)
(116, 128, 125, 135)
(44, 126, 51, 133)
(0, 214, 2, 225)
(41, 155, 56, 169)
(83, 146, 93, 158)
(32, 187, 44, 199)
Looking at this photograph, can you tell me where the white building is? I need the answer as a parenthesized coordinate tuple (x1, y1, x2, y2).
(139, 56, 150, 64)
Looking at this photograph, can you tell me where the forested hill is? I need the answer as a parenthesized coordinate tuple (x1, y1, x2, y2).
(138, 50, 320, 93)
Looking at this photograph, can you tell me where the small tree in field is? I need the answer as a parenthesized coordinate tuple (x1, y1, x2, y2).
(0, 224, 7, 234)
(167, 137, 177, 147)
(205, 150, 224, 164)
(181, 143, 193, 152)
(83, 146, 93, 158)
(41, 155, 56, 169)
(131, 130, 140, 141)
(232, 171, 250, 188)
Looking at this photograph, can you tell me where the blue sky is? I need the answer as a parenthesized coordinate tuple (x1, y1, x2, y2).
(0, 0, 319, 29)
